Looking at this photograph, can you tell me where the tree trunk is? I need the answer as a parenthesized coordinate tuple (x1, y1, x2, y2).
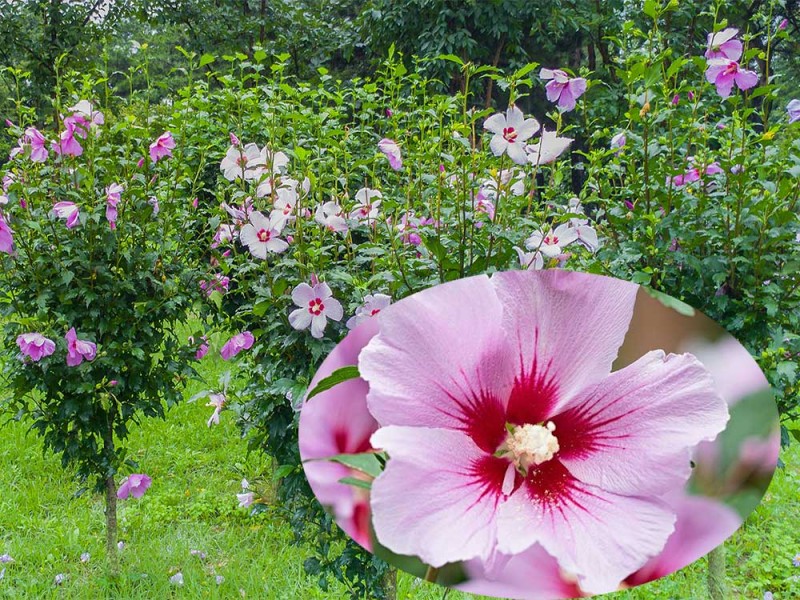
(103, 410, 119, 578)
(707, 544, 727, 600)
(105, 475, 119, 578)
(381, 567, 397, 600)
(260, 0, 267, 45)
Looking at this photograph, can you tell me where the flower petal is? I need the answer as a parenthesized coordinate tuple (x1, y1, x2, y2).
(556, 350, 729, 496)
(289, 307, 313, 331)
(360, 276, 515, 452)
(491, 270, 638, 423)
(292, 283, 316, 307)
(483, 112, 507, 135)
(497, 461, 676, 594)
(370, 426, 505, 566)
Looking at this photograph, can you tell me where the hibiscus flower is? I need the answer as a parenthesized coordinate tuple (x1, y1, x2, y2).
(359, 271, 728, 593)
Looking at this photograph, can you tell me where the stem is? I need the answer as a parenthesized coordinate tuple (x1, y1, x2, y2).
(424, 565, 440, 583)
(707, 545, 727, 600)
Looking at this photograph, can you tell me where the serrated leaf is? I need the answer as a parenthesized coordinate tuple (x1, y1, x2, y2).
(199, 54, 215, 67)
(305, 365, 360, 401)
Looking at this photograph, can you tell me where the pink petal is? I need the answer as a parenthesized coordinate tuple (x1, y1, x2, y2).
(489, 134, 508, 157)
(310, 314, 328, 338)
(291, 283, 317, 307)
(370, 426, 505, 566)
(626, 494, 741, 586)
(359, 276, 515, 452)
(491, 270, 638, 422)
(483, 112, 507, 135)
(556, 350, 729, 497)
(458, 544, 583, 599)
(545, 80, 565, 104)
(506, 141, 529, 165)
(289, 307, 313, 331)
(735, 69, 759, 91)
(300, 320, 380, 549)
(496, 462, 677, 594)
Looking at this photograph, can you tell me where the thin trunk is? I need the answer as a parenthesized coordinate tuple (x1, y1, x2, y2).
(105, 476, 119, 578)
(259, 0, 267, 45)
(707, 545, 727, 600)
(381, 567, 397, 600)
(103, 410, 119, 578)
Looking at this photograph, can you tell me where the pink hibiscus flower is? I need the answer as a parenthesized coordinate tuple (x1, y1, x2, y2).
(377, 138, 402, 170)
(525, 129, 573, 166)
(68, 100, 105, 133)
(669, 160, 723, 187)
(788, 99, 800, 124)
(149, 131, 175, 163)
(359, 271, 729, 593)
(117, 474, 152, 499)
(457, 544, 584, 599)
(220, 331, 255, 360)
(16, 332, 56, 362)
(52, 118, 83, 157)
(624, 494, 741, 587)
(540, 68, 588, 111)
(239, 211, 289, 258)
(10, 127, 49, 163)
(705, 28, 743, 61)
(289, 281, 344, 339)
(52, 201, 80, 229)
(346, 293, 392, 330)
(483, 105, 540, 165)
(349, 188, 383, 224)
(219, 143, 261, 181)
(705, 59, 759, 98)
(0, 214, 13, 254)
(105, 183, 124, 229)
(65, 327, 97, 367)
(299, 319, 381, 549)
(315, 201, 348, 233)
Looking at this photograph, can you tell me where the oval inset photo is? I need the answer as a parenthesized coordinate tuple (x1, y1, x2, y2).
(298, 270, 779, 599)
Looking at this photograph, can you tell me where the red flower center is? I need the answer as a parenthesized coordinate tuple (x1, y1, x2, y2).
(370, 308, 381, 316)
(308, 298, 325, 315)
(257, 228, 271, 242)
(723, 61, 738, 76)
(503, 127, 517, 142)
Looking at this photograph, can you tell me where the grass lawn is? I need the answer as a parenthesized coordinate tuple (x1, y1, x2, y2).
(0, 345, 797, 598)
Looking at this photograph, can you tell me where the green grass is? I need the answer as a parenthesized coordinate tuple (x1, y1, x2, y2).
(0, 347, 797, 598)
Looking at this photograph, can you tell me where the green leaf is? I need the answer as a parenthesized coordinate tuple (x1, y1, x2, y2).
(435, 54, 465, 67)
(513, 62, 540, 80)
(305, 365, 360, 401)
(208, 290, 223, 311)
(644, 287, 695, 317)
(338, 476, 372, 490)
(272, 464, 295, 480)
(643, 0, 660, 19)
(199, 54, 215, 68)
(327, 452, 382, 478)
